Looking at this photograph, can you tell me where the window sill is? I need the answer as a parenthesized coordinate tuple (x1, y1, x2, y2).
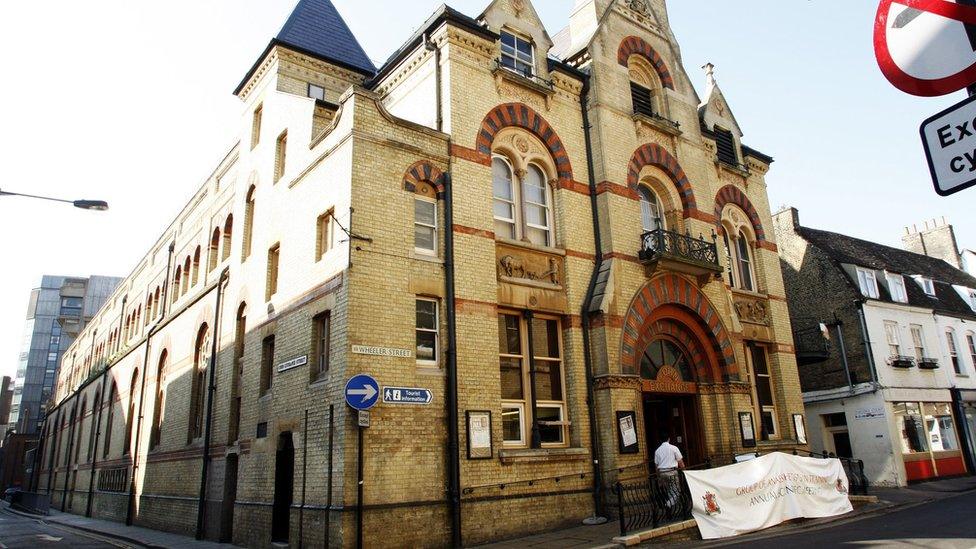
(716, 160, 751, 179)
(632, 112, 682, 137)
(411, 252, 443, 264)
(309, 376, 329, 389)
(492, 66, 555, 102)
(956, 374, 970, 378)
(495, 237, 566, 257)
(498, 447, 587, 464)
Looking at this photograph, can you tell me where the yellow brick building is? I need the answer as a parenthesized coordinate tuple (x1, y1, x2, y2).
(36, 0, 805, 546)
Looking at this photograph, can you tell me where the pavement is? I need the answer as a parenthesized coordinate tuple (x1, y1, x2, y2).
(0, 501, 231, 549)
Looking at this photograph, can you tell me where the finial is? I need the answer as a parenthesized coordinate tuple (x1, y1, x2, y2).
(703, 62, 716, 86)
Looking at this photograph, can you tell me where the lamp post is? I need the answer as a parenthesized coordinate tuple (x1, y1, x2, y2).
(0, 189, 108, 211)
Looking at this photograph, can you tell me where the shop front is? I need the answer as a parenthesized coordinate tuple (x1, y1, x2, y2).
(892, 401, 967, 482)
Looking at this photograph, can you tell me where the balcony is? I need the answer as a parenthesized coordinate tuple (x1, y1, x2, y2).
(918, 357, 940, 370)
(639, 229, 722, 277)
(890, 356, 916, 369)
(793, 325, 831, 366)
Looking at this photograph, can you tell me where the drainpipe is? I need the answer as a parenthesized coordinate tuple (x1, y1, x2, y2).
(443, 172, 462, 548)
(855, 301, 879, 386)
(195, 267, 230, 540)
(60, 404, 78, 511)
(829, 317, 854, 394)
(126, 242, 176, 524)
(579, 75, 607, 518)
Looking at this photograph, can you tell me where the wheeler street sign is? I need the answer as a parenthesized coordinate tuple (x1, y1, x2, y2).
(875, 0, 976, 96)
(920, 92, 976, 195)
(383, 386, 433, 405)
(345, 374, 380, 411)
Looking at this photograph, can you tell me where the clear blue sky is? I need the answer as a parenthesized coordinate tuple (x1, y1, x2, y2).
(0, 0, 971, 380)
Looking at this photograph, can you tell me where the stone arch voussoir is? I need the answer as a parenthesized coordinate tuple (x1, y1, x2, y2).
(476, 103, 574, 184)
(627, 143, 697, 215)
(617, 35, 675, 90)
(402, 160, 447, 198)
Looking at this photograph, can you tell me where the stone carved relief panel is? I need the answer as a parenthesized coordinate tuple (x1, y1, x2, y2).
(495, 242, 567, 313)
(733, 293, 770, 326)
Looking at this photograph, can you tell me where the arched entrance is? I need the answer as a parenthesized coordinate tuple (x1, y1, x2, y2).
(622, 274, 738, 469)
(640, 337, 705, 467)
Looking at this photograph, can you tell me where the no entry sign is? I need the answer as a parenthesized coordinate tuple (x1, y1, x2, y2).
(920, 93, 976, 195)
(875, 0, 976, 96)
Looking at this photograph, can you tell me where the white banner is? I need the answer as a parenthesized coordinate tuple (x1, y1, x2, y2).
(684, 452, 853, 539)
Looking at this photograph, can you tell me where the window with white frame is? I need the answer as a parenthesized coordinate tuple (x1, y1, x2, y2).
(911, 325, 926, 361)
(499, 313, 567, 447)
(887, 273, 908, 303)
(947, 329, 962, 374)
(856, 268, 879, 299)
(638, 185, 665, 233)
(748, 343, 777, 439)
(915, 276, 936, 296)
(307, 83, 325, 101)
(736, 232, 755, 292)
(884, 321, 901, 357)
(416, 299, 439, 366)
(492, 157, 554, 247)
(967, 333, 976, 370)
(500, 30, 534, 77)
(414, 197, 437, 254)
(722, 228, 756, 292)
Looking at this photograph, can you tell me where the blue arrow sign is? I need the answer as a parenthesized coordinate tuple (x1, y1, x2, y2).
(345, 374, 379, 411)
(383, 386, 433, 405)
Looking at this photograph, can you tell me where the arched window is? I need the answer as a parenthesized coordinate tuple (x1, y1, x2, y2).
(229, 304, 246, 443)
(209, 228, 221, 272)
(947, 329, 963, 375)
(145, 295, 153, 329)
(103, 382, 117, 458)
(150, 351, 167, 449)
(153, 287, 161, 318)
(189, 324, 211, 442)
(638, 186, 665, 233)
(88, 390, 100, 461)
(243, 186, 255, 261)
(172, 267, 182, 305)
(640, 338, 693, 382)
(628, 55, 665, 119)
(75, 399, 87, 463)
(123, 369, 139, 455)
(182, 257, 191, 296)
(192, 247, 201, 287)
(736, 231, 755, 292)
(222, 215, 233, 262)
(492, 157, 554, 247)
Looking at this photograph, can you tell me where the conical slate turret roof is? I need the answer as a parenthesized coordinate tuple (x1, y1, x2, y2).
(276, 0, 375, 74)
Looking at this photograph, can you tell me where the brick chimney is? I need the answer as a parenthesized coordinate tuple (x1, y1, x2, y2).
(902, 217, 962, 268)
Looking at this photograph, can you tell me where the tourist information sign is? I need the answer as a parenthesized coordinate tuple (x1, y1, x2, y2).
(344, 374, 379, 411)
(921, 92, 976, 194)
(875, 0, 976, 96)
(383, 386, 434, 405)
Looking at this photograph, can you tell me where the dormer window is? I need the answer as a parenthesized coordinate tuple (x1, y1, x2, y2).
(886, 273, 908, 303)
(307, 84, 325, 102)
(914, 276, 936, 296)
(969, 290, 976, 310)
(856, 267, 879, 299)
(631, 82, 655, 117)
(500, 31, 534, 78)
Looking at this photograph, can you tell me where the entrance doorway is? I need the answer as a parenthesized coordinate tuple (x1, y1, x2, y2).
(271, 433, 294, 544)
(220, 454, 239, 543)
(644, 395, 704, 468)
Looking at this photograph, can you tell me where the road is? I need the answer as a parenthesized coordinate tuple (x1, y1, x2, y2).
(0, 508, 133, 549)
(726, 490, 976, 548)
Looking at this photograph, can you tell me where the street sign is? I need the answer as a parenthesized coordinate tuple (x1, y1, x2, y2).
(344, 374, 379, 411)
(875, 0, 976, 96)
(920, 92, 976, 195)
(383, 386, 434, 405)
(358, 410, 371, 428)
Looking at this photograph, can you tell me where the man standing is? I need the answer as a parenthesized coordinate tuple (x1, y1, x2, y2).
(654, 432, 684, 510)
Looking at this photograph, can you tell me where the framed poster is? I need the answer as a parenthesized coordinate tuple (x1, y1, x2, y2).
(739, 412, 757, 448)
(616, 411, 639, 454)
(793, 414, 807, 445)
(466, 411, 492, 460)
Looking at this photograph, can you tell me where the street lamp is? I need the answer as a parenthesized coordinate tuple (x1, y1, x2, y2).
(0, 189, 108, 211)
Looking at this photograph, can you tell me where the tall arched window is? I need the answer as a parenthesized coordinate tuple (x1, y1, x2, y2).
(192, 247, 201, 287)
(103, 382, 117, 458)
(145, 295, 153, 328)
(209, 228, 221, 272)
(638, 186, 665, 233)
(88, 390, 100, 461)
(150, 351, 167, 449)
(736, 231, 755, 292)
(222, 215, 233, 262)
(172, 267, 182, 305)
(229, 304, 246, 443)
(182, 257, 191, 296)
(189, 325, 211, 442)
(492, 157, 554, 247)
(243, 186, 255, 261)
(75, 399, 87, 463)
(628, 56, 664, 118)
(153, 287, 161, 318)
(123, 369, 139, 455)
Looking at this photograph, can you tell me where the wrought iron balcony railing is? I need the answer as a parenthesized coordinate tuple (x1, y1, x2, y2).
(793, 325, 831, 366)
(890, 355, 916, 369)
(918, 357, 940, 370)
(639, 228, 721, 273)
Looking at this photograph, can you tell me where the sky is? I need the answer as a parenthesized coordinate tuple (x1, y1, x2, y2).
(0, 0, 972, 382)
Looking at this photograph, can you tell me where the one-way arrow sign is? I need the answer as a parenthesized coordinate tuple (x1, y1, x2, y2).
(383, 386, 433, 405)
(345, 374, 380, 410)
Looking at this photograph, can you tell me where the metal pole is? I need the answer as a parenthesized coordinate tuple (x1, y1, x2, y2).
(356, 425, 364, 549)
(298, 409, 308, 549)
(834, 322, 854, 393)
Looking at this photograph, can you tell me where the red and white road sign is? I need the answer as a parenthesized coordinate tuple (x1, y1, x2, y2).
(875, 0, 976, 96)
